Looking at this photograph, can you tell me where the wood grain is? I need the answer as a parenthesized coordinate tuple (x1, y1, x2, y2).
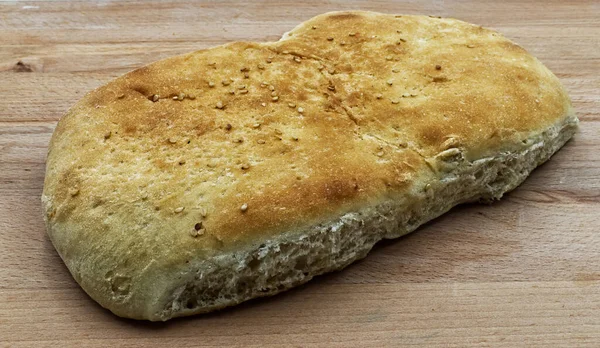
(1, 0, 599, 346)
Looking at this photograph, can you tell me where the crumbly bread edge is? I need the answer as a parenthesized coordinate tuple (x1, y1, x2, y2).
(144, 113, 577, 321)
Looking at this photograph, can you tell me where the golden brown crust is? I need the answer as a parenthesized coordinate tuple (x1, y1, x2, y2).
(42, 11, 574, 319)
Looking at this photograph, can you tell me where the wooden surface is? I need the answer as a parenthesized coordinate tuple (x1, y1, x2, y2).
(1, 0, 599, 346)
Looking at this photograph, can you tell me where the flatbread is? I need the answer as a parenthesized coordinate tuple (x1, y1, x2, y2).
(42, 11, 577, 320)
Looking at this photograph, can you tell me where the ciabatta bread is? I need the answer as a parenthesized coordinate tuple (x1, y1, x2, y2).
(42, 11, 578, 321)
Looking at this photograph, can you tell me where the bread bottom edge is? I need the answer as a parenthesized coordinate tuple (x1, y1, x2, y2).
(145, 115, 577, 321)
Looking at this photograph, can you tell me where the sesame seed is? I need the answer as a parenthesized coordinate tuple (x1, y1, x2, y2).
(229, 90, 235, 95)
(188, 94, 196, 100)
(288, 103, 296, 108)
(216, 101, 224, 109)
(178, 92, 185, 100)
(376, 94, 383, 99)
(233, 138, 244, 143)
(261, 102, 266, 107)
(282, 50, 289, 54)
(399, 38, 406, 42)
(252, 123, 261, 128)
(272, 96, 279, 101)
(402, 93, 411, 97)
(174, 207, 184, 213)
(386, 56, 393, 61)
(391, 100, 399, 104)
(199, 207, 207, 217)
(327, 68, 335, 74)
(192, 224, 205, 237)
(238, 85, 247, 90)
(268, 85, 275, 91)
(257, 139, 266, 144)
(270, 91, 278, 97)
(104, 131, 112, 139)
(257, 63, 265, 70)
(340, 41, 346, 46)
(312, 25, 317, 29)
(117, 93, 125, 99)
(208, 81, 215, 87)
(377, 151, 384, 157)
(349, 32, 356, 36)
(225, 123, 232, 131)
(239, 89, 248, 94)
(435, 65, 442, 70)
(172, 96, 179, 100)
(297, 107, 304, 113)
(152, 94, 159, 102)
(327, 37, 334, 41)
(240, 67, 249, 72)
(411, 92, 418, 97)
(260, 82, 268, 88)
(244, 72, 249, 79)
(266, 57, 273, 63)
(208, 62, 216, 66)
(222, 80, 231, 86)
(241, 164, 250, 170)
(293, 56, 301, 63)
(240, 203, 248, 212)
(392, 68, 400, 73)
(327, 85, 335, 91)
(69, 188, 79, 196)
(467, 44, 475, 48)
(178, 159, 186, 165)
(168, 137, 177, 144)
(292, 136, 299, 141)
(387, 80, 394, 86)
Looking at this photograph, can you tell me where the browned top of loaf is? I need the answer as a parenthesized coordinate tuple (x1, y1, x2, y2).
(43, 11, 571, 286)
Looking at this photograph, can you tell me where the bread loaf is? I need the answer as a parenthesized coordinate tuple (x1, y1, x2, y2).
(42, 11, 578, 321)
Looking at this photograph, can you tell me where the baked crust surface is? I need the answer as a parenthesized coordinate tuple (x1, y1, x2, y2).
(42, 11, 576, 320)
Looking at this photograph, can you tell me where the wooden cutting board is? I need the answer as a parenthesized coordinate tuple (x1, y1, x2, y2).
(1, 1, 599, 346)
